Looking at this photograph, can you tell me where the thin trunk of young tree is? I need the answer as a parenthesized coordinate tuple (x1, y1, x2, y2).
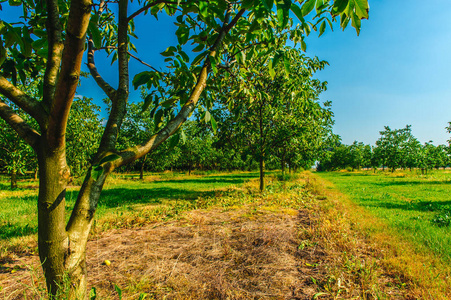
(10, 169, 17, 189)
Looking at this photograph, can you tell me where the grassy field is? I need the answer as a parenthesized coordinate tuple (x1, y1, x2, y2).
(0, 171, 259, 243)
(314, 169, 451, 297)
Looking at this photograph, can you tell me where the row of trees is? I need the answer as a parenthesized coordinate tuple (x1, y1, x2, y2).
(318, 125, 451, 173)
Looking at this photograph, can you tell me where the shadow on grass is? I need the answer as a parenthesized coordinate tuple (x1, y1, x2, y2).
(0, 223, 37, 240)
(370, 180, 450, 187)
(361, 199, 451, 213)
(94, 187, 216, 208)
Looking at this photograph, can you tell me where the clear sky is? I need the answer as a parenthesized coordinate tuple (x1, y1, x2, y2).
(2, 1, 451, 146)
(304, 0, 451, 145)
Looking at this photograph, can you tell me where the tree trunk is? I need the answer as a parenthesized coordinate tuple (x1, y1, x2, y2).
(281, 159, 285, 176)
(37, 145, 72, 297)
(10, 169, 17, 189)
(34, 167, 39, 180)
(259, 156, 265, 191)
(140, 154, 147, 180)
(36, 141, 104, 299)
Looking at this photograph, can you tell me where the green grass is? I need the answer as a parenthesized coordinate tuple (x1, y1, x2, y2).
(316, 170, 451, 262)
(0, 171, 259, 242)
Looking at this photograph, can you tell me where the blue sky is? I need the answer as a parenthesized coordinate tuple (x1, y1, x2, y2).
(3, 1, 451, 145)
(304, 0, 451, 145)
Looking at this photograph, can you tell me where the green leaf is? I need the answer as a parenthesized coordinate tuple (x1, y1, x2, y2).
(99, 154, 121, 165)
(192, 44, 204, 52)
(313, 292, 329, 299)
(353, 0, 369, 19)
(290, 4, 305, 23)
(332, 0, 349, 16)
(88, 22, 102, 49)
(114, 285, 122, 300)
(351, 12, 361, 35)
(179, 50, 189, 62)
(91, 165, 103, 181)
(301, 0, 316, 17)
(300, 39, 307, 52)
(210, 115, 218, 134)
(161, 46, 176, 57)
(154, 109, 164, 128)
(169, 133, 180, 148)
(8, 0, 21, 6)
(261, 0, 273, 11)
(204, 110, 211, 123)
(180, 129, 187, 143)
(132, 71, 151, 90)
(192, 51, 208, 66)
(90, 287, 97, 300)
(138, 293, 147, 300)
(276, 0, 291, 29)
(209, 56, 217, 74)
(142, 93, 153, 112)
(283, 54, 290, 75)
(268, 58, 276, 80)
(318, 20, 326, 37)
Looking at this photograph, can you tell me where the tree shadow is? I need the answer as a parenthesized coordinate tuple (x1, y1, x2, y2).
(0, 223, 37, 240)
(361, 199, 451, 213)
(92, 187, 214, 208)
(370, 180, 450, 187)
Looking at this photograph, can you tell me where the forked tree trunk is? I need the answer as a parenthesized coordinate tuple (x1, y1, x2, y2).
(37, 144, 72, 296)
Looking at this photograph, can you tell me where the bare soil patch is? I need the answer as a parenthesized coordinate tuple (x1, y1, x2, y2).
(1, 203, 404, 299)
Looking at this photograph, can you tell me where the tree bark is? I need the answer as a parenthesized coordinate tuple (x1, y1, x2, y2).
(10, 169, 17, 189)
(140, 154, 147, 180)
(37, 142, 71, 297)
(259, 156, 265, 191)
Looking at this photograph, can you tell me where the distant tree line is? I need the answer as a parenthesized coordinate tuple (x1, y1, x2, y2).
(318, 125, 451, 173)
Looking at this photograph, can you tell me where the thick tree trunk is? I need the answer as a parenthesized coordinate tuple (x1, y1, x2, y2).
(37, 141, 101, 299)
(37, 145, 71, 297)
(10, 169, 17, 189)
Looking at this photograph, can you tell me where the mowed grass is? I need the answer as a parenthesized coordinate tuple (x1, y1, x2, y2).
(316, 170, 451, 262)
(0, 171, 259, 243)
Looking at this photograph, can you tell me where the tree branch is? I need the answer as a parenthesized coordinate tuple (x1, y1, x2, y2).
(48, 0, 92, 149)
(94, 0, 128, 155)
(87, 40, 117, 99)
(127, 51, 162, 73)
(0, 100, 40, 149)
(0, 76, 47, 125)
(114, 3, 238, 167)
(43, 0, 64, 107)
(127, 0, 181, 21)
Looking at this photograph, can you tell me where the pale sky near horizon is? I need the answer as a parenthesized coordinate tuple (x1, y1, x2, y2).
(2, 1, 451, 146)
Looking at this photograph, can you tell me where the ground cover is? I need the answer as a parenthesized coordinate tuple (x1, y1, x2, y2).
(1, 171, 415, 299)
(0, 171, 258, 244)
(314, 170, 451, 298)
